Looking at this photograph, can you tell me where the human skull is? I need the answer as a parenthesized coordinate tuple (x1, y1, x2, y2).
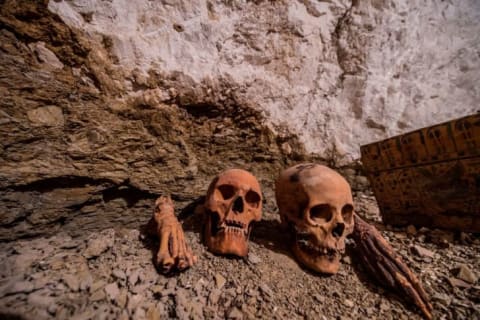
(203, 169, 262, 257)
(275, 163, 354, 274)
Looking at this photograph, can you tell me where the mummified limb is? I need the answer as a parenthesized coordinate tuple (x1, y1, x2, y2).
(352, 214, 433, 320)
(148, 195, 197, 273)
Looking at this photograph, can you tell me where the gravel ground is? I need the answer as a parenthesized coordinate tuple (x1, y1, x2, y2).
(0, 193, 479, 320)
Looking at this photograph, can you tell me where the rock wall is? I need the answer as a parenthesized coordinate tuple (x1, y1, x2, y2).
(49, 0, 480, 163)
(0, 0, 479, 240)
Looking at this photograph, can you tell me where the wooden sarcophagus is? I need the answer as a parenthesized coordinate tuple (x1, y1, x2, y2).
(360, 113, 480, 232)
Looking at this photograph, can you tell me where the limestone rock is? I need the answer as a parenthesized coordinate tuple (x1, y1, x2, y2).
(28, 41, 64, 69)
(83, 229, 115, 259)
(27, 106, 64, 127)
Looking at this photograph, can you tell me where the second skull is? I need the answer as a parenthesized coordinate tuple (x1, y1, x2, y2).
(275, 163, 355, 274)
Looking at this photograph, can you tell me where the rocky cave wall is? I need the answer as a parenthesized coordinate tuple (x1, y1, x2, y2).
(1, 0, 479, 241)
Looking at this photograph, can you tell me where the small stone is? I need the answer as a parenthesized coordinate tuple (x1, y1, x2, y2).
(133, 307, 146, 319)
(63, 274, 80, 292)
(259, 283, 273, 298)
(150, 285, 163, 295)
(27, 106, 64, 127)
(112, 269, 126, 280)
(248, 253, 261, 264)
(83, 229, 115, 259)
(410, 245, 434, 258)
(131, 284, 150, 294)
(314, 294, 325, 303)
(47, 303, 57, 315)
(127, 294, 143, 313)
(406, 225, 417, 235)
(379, 300, 390, 311)
(105, 282, 120, 301)
(228, 307, 243, 319)
(90, 280, 106, 293)
(128, 269, 140, 287)
(433, 292, 452, 306)
(90, 289, 106, 302)
(344, 299, 354, 308)
(448, 277, 472, 289)
(116, 289, 128, 308)
(78, 271, 93, 291)
(209, 289, 221, 305)
(342, 256, 352, 264)
(454, 265, 478, 284)
(215, 273, 226, 289)
(28, 41, 64, 69)
(166, 278, 177, 290)
(28, 291, 55, 308)
(146, 304, 160, 320)
(60, 240, 80, 249)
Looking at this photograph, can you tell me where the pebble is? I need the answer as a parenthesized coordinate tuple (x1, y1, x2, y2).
(433, 292, 452, 306)
(259, 283, 273, 298)
(104, 282, 120, 301)
(89, 289, 106, 302)
(248, 253, 261, 264)
(344, 299, 354, 307)
(228, 307, 243, 319)
(454, 265, 478, 284)
(342, 256, 352, 264)
(410, 245, 434, 258)
(146, 304, 161, 320)
(63, 274, 80, 292)
(448, 277, 472, 289)
(406, 225, 417, 235)
(128, 269, 140, 287)
(60, 240, 80, 249)
(127, 294, 144, 313)
(78, 271, 93, 291)
(83, 229, 115, 259)
(90, 280, 106, 293)
(209, 288, 221, 305)
(215, 273, 226, 289)
(166, 278, 177, 290)
(27, 291, 56, 308)
(112, 269, 126, 280)
(116, 288, 128, 308)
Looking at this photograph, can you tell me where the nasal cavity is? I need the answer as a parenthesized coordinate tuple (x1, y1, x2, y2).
(332, 222, 345, 238)
(233, 197, 244, 213)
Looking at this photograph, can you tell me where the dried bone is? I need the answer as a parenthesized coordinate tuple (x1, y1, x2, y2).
(146, 195, 196, 273)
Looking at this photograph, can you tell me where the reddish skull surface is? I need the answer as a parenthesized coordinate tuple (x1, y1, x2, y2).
(203, 169, 262, 257)
(275, 163, 354, 274)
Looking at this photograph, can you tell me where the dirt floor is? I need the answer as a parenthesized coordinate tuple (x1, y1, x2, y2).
(0, 192, 479, 320)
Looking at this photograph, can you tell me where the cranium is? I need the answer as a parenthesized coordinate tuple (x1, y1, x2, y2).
(203, 169, 262, 257)
(275, 163, 354, 274)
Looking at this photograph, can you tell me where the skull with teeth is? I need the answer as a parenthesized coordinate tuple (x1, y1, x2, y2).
(203, 169, 262, 257)
(275, 163, 354, 274)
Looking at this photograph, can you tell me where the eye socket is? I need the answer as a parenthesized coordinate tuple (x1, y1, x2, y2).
(309, 204, 332, 224)
(342, 204, 354, 223)
(245, 190, 261, 208)
(217, 185, 235, 200)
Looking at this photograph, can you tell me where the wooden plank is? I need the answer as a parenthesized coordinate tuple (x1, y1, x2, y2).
(361, 113, 480, 232)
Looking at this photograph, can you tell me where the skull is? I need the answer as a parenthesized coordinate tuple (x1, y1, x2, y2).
(203, 169, 262, 257)
(275, 163, 354, 274)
